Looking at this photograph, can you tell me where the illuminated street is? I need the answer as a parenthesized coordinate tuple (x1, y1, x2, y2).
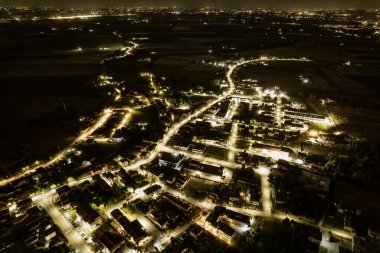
(33, 193, 93, 253)
(2, 6, 378, 253)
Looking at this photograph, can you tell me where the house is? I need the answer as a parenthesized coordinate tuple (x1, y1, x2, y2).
(16, 198, 32, 211)
(98, 231, 124, 253)
(285, 110, 330, 124)
(165, 209, 180, 223)
(301, 170, 331, 192)
(44, 226, 57, 241)
(206, 206, 226, 226)
(180, 248, 195, 253)
(215, 101, 230, 119)
(344, 214, 354, 233)
(159, 152, 184, 170)
(252, 143, 290, 160)
(163, 193, 192, 212)
(188, 143, 207, 155)
(273, 186, 288, 204)
(117, 216, 151, 246)
(199, 164, 225, 181)
(307, 228, 322, 244)
(189, 224, 204, 239)
(216, 221, 236, 243)
(148, 209, 169, 230)
(110, 209, 124, 221)
(0, 208, 10, 224)
(204, 206, 249, 243)
(184, 161, 224, 182)
(143, 184, 162, 197)
(55, 185, 71, 198)
(368, 226, 380, 241)
(248, 186, 261, 206)
(76, 204, 102, 230)
(352, 236, 365, 253)
(224, 209, 253, 227)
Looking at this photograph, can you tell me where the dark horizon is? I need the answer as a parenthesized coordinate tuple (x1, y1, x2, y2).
(2, 0, 380, 9)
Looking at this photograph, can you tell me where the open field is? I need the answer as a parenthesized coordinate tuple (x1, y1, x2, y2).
(1, 9, 380, 176)
(334, 181, 380, 220)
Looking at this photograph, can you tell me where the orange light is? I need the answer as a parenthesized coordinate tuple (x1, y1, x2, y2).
(308, 130, 319, 138)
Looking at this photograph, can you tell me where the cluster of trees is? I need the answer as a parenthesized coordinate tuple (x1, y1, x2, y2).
(325, 140, 380, 189)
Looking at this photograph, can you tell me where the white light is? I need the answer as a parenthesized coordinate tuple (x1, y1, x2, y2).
(257, 166, 269, 175)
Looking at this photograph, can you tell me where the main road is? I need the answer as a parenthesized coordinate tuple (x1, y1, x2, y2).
(33, 192, 93, 253)
(0, 42, 139, 187)
(122, 59, 253, 171)
(25, 58, 250, 253)
(8, 57, 324, 252)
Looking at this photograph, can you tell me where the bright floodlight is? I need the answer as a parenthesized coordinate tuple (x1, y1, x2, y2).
(308, 130, 319, 138)
(257, 166, 269, 175)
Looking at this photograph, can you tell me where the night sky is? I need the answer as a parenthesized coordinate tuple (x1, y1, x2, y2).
(2, 0, 380, 9)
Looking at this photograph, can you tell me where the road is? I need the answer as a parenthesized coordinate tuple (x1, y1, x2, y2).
(256, 167, 272, 215)
(0, 44, 141, 188)
(227, 123, 238, 163)
(0, 57, 296, 188)
(11, 56, 349, 252)
(122, 58, 247, 172)
(111, 108, 134, 137)
(33, 192, 93, 253)
(0, 108, 113, 187)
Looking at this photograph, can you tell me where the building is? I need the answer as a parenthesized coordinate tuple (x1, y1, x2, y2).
(44, 226, 57, 241)
(76, 204, 102, 230)
(344, 214, 353, 232)
(216, 221, 236, 243)
(110, 209, 124, 221)
(16, 198, 32, 212)
(189, 224, 204, 239)
(285, 110, 331, 124)
(188, 143, 207, 155)
(307, 229, 322, 244)
(215, 101, 231, 119)
(205, 206, 239, 244)
(117, 216, 151, 246)
(97, 231, 124, 253)
(224, 209, 253, 227)
(252, 143, 290, 160)
(368, 226, 380, 241)
(184, 161, 225, 182)
(159, 152, 184, 170)
(273, 186, 288, 204)
(143, 184, 162, 197)
(163, 193, 192, 212)
(54, 185, 71, 203)
(147, 209, 169, 230)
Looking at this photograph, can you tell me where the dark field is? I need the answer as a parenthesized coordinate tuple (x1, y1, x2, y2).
(1, 9, 380, 175)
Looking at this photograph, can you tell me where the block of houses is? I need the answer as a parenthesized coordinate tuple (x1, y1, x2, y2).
(76, 204, 102, 230)
(117, 216, 151, 246)
(159, 152, 184, 170)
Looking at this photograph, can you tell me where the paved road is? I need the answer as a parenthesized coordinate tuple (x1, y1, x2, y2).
(34, 193, 93, 253)
(0, 43, 140, 187)
(20, 56, 349, 253)
(227, 123, 238, 163)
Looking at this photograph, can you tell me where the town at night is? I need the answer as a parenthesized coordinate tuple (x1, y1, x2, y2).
(1, 1, 380, 253)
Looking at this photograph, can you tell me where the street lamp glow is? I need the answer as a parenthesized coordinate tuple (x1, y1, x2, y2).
(308, 130, 319, 138)
(257, 166, 269, 176)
